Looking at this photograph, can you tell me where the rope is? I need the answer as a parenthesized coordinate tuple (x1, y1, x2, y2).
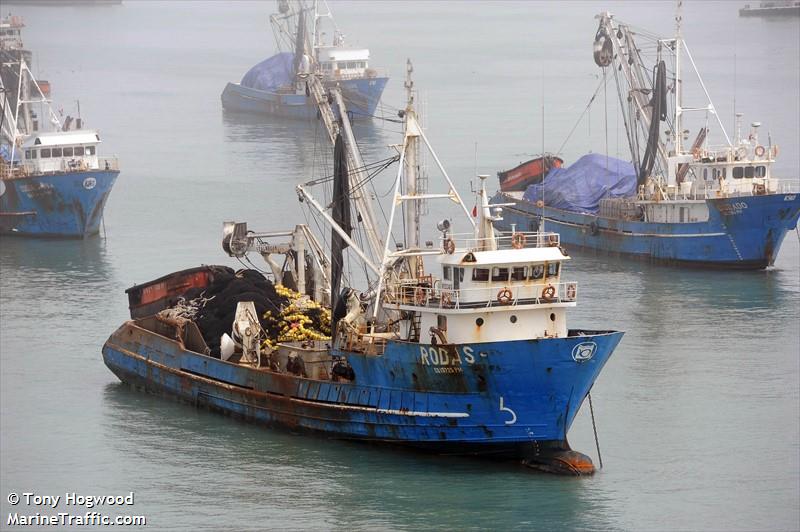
(588, 391, 603, 469)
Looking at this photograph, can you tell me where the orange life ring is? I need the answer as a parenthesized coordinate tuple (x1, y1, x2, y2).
(443, 238, 455, 254)
(754, 145, 766, 158)
(566, 284, 577, 299)
(497, 288, 513, 305)
(414, 287, 427, 305)
(542, 285, 556, 300)
(511, 232, 526, 249)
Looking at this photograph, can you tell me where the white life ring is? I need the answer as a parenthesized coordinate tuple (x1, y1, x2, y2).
(754, 145, 766, 158)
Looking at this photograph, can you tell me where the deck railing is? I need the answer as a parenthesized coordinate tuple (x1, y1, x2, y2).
(639, 177, 798, 202)
(385, 280, 578, 310)
(443, 231, 561, 252)
(15, 156, 120, 176)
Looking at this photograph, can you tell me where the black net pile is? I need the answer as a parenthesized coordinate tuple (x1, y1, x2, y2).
(183, 269, 287, 358)
(178, 268, 330, 358)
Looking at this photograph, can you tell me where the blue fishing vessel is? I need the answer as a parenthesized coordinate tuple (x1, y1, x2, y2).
(492, 11, 800, 269)
(221, 0, 388, 120)
(103, 65, 623, 475)
(0, 15, 120, 238)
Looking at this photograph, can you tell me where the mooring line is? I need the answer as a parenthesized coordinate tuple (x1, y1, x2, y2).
(588, 391, 603, 469)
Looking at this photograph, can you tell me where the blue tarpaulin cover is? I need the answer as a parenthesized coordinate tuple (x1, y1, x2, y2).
(522, 153, 637, 214)
(240, 52, 294, 91)
(0, 144, 21, 163)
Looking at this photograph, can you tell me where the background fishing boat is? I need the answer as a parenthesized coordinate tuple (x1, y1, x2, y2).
(0, 14, 120, 238)
(221, 0, 388, 120)
(492, 9, 800, 269)
(739, 1, 800, 17)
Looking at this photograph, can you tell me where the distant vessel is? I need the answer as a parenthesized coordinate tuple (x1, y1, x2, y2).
(104, 62, 623, 476)
(492, 10, 800, 269)
(497, 154, 563, 193)
(3, 1, 122, 5)
(739, 1, 800, 16)
(221, 0, 388, 120)
(0, 15, 120, 238)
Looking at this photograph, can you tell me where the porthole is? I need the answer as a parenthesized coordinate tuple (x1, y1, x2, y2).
(510, 315, 517, 324)
(550, 313, 556, 322)
(475, 318, 484, 327)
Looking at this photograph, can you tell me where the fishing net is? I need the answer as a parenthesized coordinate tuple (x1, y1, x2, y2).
(162, 268, 330, 358)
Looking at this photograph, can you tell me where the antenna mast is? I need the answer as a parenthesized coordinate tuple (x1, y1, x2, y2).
(403, 59, 420, 257)
(674, 0, 683, 155)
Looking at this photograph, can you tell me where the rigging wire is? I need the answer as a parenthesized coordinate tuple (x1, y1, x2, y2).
(555, 74, 607, 158)
(302, 155, 399, 187)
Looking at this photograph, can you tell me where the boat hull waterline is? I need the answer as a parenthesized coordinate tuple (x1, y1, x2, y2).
(221, 77, 389, 120)
(103, 321, 622, 474)
(1, 169, 120, 237)
(493, 192, 800, 269)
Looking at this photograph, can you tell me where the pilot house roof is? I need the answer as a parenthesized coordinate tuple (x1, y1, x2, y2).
(22, 130, 100, 148)
(439, 247, 570, 266)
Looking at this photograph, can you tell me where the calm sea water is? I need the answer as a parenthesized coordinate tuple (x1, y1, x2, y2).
(1, 2, 798, 530)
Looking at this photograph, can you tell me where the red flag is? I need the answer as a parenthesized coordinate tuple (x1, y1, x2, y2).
(472, 205, 477, 217)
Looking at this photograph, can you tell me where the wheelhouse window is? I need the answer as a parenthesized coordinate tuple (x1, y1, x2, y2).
(63, 147, 74, 157)
(472, 268, 489, 282)
(74, 146, 85, 156)
(86, 146, 96, 156)
(530, 264, 544, 280)
(24, 149, 31, 159)
(744, 166, 754, 178)
(732, 167, 744, 179)
(443, 266, 451, 281)
(511, 266, 527, 281)
(546, 262, 559, 278)
(491, 267, 509, 282)
(40, 148, 51, 158)
(51, 147, 62, 157)
(755, 166, 766, 178)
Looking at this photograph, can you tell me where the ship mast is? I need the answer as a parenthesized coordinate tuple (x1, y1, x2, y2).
(674, 0, 683, 156)
(403, 60, 420, 271)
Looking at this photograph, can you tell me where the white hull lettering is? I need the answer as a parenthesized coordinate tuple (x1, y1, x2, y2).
(419, 345, 476, 367)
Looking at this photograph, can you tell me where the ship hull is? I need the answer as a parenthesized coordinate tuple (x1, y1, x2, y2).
(221, 76, 389, 120)
(739, 5, 800, 17)
(103, 319, 622, 472)
(1, 169, 119, 237)
(492, 191, 800, 269)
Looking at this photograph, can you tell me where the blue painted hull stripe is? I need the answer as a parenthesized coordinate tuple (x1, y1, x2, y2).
(516, 211, 727, 237)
